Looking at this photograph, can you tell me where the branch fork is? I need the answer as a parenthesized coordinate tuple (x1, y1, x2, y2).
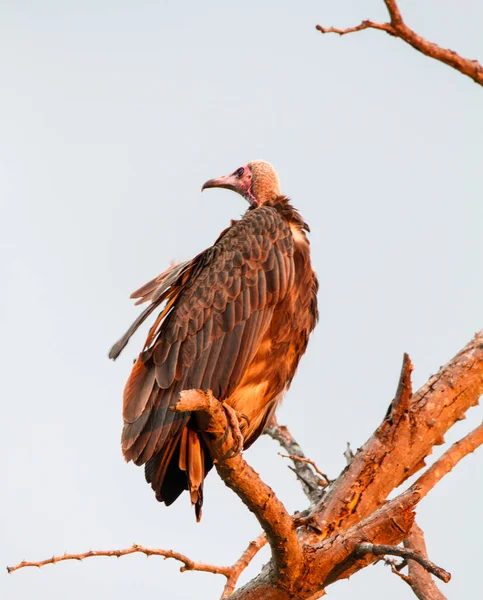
(316, 0, 483, 86)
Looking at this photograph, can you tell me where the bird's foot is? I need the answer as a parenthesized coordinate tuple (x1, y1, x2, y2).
(175, 389, 246, 460)
(217, 402, 246, 460)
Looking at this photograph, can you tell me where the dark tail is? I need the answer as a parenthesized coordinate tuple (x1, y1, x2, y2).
(144, 425, 213, 521)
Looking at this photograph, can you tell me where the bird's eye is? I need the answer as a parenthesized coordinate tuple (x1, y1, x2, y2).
(234, 167, 244, 178)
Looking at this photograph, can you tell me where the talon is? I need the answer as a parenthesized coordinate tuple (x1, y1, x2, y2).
(215, 424, 230, 448)
(220, 446, 237, 460)
(218, 401, 245, 459)
(240, 413, 251, 427)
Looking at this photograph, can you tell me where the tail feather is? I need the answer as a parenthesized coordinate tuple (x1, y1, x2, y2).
(145, 433, 183, 501)
(145, 425, 213, 520)
(178, 426, 189, 472)
(187, 429, 204, 516)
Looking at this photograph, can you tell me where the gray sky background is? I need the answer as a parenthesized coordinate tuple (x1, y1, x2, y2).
(2, 1, 482, 598)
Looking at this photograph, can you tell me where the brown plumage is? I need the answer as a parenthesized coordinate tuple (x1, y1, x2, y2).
(110, 161, 318, 519)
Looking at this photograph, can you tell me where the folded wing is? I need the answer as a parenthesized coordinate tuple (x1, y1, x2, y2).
(110, 206, 295, 516)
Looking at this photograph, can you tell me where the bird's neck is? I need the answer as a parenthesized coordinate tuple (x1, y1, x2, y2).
(267, 195, 310, 251)
(266, 195, 309, 231)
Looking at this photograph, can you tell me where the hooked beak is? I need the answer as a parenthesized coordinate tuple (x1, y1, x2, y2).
(201, 174, 239, 193)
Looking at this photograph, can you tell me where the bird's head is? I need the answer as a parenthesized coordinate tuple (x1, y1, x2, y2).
(201, 160, 281, 207)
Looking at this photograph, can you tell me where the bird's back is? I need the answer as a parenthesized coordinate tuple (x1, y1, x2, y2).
(112, 197, 318, 518)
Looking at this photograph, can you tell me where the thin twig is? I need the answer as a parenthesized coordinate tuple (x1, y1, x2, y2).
(7, 544, 230, 577)
(266, 418, 326, 505)
(278, 453, 329, 485)
(343, 442, 355, 465)
(8, 534, 268, 600)
(316, 0, 483, 86)
(357, 543, 450, 583)
(222, 534, 267, 599)
(316, 20, 392, 36)
(383, 557, 414, 585)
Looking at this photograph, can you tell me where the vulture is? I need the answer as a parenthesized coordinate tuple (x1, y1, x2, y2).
(110, 161, 318, 519)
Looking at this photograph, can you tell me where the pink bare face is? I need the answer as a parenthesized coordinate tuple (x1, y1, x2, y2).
(201, 165, 258, 206)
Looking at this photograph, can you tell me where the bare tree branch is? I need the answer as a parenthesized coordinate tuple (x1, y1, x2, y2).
(402, 522, 447, 600)
(7, 544, 232, 577)
(411, 421, 483, 500)
(356, 542, 450, 583)
(266, 418, 326, 505)
(8, 534, 268, 600)
(222, 534, 267, 599)
(343, 442, 355, 465)
(298, 419, 483, 595)
(230, 486, 419, 599)
(230, 333, 483, 598)
(232, 414, 483, 600)
(308, 334, 483, 539)
(306, 352, 414, 538)
(316, 0, 483, 86)
(384, 558, 414, 586)
(278, 453, 329, 485)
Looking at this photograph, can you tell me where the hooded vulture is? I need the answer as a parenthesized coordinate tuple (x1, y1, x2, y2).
(110, 160, 318, 519)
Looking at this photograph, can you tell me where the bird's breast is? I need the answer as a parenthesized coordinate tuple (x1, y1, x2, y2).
(224, 218, 317, 447)
(225, 319, 301, 446)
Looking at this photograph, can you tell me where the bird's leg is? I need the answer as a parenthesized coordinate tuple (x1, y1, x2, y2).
(217, 402, 245, 460)
(174, 389, 246, 460)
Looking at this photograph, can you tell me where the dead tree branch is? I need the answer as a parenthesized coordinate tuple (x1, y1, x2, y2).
(316, 0, 483, 86)
(343, 442, 355, 465)
(356, 542, 450, 583)
(229, 333, 483, 598)
(402, 522, 447, 600)
(8, 534, 267, 600)
(307, 335, 483, 540)
(222, 534, 267, 599)
(231, 413, 483, 600)
(266, 418, 327, 504)
(314, 414, 483, 590)
(411, 421, 483, 500)
(7, 544, 231, 577)
(278, 454, 329, 485)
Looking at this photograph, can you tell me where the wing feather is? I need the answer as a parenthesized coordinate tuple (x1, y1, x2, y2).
(155, 340, 181, 388)
(210, 321, 246, 396)
(114, 205, 295, 468)
(131, 260, 191, 305)
(200, 335, 226, 392)
(135, 380, 187, 465)
(228, 309, 273, 388)
(122, 360, 156, 424)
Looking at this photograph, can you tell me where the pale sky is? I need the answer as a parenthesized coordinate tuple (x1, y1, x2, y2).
(2, 1, 482, 599)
